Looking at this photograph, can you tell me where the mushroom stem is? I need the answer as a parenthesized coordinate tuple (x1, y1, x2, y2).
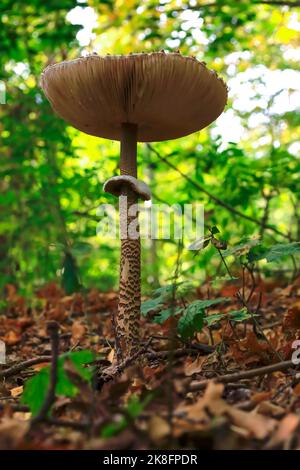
(117, 123, 140, 361)
(120, 123, 138, 177)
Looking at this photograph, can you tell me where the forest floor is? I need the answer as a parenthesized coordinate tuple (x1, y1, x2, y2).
(0, 277, 300, 450)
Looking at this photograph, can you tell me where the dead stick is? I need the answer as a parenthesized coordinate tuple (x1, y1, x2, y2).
(146, 348, 198, 361)
(151, 335, 214, 354)
(31, 322, 59, 424)
(0, 356, 51, 379)
(0, 403, 30, 412)
(100, 338, 153, 382)
(46, 417, 88, 431)
(97, 347, 202, 384)
(0, 404, 88, 430)
(189, 360, 297, 392)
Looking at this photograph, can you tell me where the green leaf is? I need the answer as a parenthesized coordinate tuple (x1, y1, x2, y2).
(141, 282, 191, 316)
(205, 308, 255, 326)
(177, 303, 205, 339)
(141, 297, 165, 316)
(22, 350, 94, 416)
(100, 395, 151, 438)
(21, 367, 49, 416)
(126, 394, 152, 418)
(205, 313, 227, 326)
(71, 242, 93, 256)
(222, 238, 261, 258)
(210, 275, 239, 286)
(153, 307, 183, 324)
(192, 297, 229, 309)
(188, 236, 211, 251)
(228, 308, 254, 322)
(178, 298, 229, 338)
(56, 350, 94, 397)
(248, 242, 300, 263)
(101, 419, 127, 438)
(153, 283, 184, 298)
(210, 226, 220, 235)
(61, 252, 81, 294)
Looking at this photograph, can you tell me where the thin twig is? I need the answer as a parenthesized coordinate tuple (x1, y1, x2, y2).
(189, 360, 297, 392)
(0, 404, 90, 431)
(150, 334, 214, 354)
(31, 321, 59, 425)
(95, 347, 199, 381)
(146, 348, 199, 360)
(98, 338, 153, 384)
(0, 356, 51, 379)
(0, 403, 30, 412)
(46, 417, 89, 431)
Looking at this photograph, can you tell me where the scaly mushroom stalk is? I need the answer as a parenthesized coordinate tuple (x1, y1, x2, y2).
(117, 123, 140, 360)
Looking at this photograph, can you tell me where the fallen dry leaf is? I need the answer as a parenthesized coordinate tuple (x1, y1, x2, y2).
(3, 330, 22, 346)
(107, 348, 115, 363)
(293, 383, 300, 396)
(176, 381, 276, 440)
(284, 301, 300, 329)
(10, 386, 23, 398)
(184, 356, 206, 376)
(252, 391, 272, 403)
(148, 415, 171, 443)
(0, 418, 29, 450)
(71, 321, 86, 344)
(266, 414, 300, 449)
(255, 401, 285, 417)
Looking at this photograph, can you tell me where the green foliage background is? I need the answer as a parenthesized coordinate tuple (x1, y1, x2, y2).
(1, 0, 299, 296)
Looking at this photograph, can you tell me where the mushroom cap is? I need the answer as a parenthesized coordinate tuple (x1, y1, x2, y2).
(103, 176, 151, 201)
(41, 52, 227, 143)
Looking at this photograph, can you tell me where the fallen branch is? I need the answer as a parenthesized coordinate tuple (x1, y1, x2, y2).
(0, 356, 51, 379)
(97, 344, 199, 385)
(189, 360, 297, 392)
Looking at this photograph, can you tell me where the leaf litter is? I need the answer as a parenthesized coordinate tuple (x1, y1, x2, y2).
(0, 276, 300, 450)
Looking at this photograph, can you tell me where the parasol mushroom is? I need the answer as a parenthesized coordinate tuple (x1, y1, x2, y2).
(40, 52, 227, 362)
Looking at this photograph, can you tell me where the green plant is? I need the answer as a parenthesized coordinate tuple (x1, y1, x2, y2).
(101, 394, 152, 438)
(22, 350, 94, 416)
